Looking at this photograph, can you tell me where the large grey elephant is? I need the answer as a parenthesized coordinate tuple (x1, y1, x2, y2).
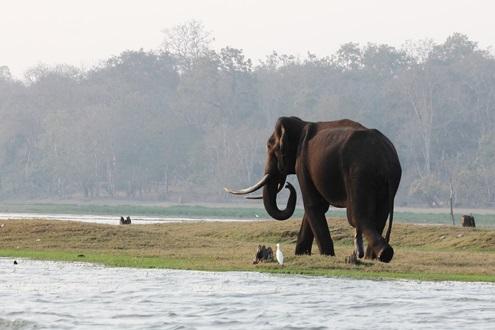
(225, 117, 401, 263)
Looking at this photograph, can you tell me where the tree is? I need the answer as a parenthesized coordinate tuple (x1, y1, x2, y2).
(1, 28, 494, 207)
(334, 43, 363, 71)
(162, 20, 214, 70)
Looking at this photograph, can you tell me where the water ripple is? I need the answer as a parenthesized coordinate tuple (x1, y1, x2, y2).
(1, 258, 495, 329)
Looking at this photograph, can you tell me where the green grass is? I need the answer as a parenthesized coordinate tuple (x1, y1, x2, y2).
(390, 211, 495, 227)
(2, 219, 495, 282)
(3, 249, 493, 282)
(0, 249, 191, 269)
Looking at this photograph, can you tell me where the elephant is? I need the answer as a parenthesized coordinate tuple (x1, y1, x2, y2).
(225, 117, 401, 263)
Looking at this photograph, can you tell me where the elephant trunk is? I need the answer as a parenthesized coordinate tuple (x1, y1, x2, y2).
(262, 178, 296, 221)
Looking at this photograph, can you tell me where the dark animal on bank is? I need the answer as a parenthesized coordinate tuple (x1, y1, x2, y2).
(253, 245, 274, 264)
(265, 246, 274, 261)
(254, 245, 263, 264)
(226, 117, 401, 263)
(120, 216, 131, 225)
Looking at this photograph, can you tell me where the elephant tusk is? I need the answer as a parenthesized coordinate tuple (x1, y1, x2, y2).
(245, 181, 285, 200)
(224, 174, 270, 195)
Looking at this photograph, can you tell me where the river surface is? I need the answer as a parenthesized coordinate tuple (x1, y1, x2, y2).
(1, 259, 494, 329)
(0, 212, 261, 225)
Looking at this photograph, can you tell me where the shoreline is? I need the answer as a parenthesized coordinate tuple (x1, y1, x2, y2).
(2, 199, 495, 213)
(2, 252, 493, 283)
(0, 203, 494, 227)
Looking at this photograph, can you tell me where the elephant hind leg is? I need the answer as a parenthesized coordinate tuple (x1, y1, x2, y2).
(349, 180, 393, 263)
(354, 229, 364, 259)
(348, 208, 364, 258)
(373, 194, 394, 263)
(363, 234, 393, 262)
(364, 244, 376, 260)
(378, 245, 394, 263)
(365, 240, 393, 262)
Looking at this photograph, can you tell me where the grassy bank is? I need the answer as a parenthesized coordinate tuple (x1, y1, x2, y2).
(1, 218, 495, 282)
(1, 202, 494, 226)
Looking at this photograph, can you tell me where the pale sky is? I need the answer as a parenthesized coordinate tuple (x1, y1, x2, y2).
(1, 0, 494, 79)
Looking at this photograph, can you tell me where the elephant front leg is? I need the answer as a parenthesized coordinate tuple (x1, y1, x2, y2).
(297, 168, 334, 256)
(295, 214, 314, 255)
(305, 207, 335, 256)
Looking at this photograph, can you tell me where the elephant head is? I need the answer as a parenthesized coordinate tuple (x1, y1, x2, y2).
(225, 117, 305, 220)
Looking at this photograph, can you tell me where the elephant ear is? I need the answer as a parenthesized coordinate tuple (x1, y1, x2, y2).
(277, 120, 289, 157)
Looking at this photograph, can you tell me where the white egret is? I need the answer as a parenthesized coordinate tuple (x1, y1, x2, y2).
(276, 243, 284, 266)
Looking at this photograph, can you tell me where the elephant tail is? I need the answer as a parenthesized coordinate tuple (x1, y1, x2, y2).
(385, 182, 394, 244)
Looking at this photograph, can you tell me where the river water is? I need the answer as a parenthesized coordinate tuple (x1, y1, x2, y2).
(1, 259, 494, 329)
(0, 212, 260, 225)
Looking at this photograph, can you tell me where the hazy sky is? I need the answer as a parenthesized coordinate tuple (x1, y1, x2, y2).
(1, 0, 494, 78)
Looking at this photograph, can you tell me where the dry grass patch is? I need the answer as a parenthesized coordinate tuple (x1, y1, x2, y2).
(1, 218, 495, 281)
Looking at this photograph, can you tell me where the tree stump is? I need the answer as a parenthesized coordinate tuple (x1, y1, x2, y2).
(461, 215, 475, 227)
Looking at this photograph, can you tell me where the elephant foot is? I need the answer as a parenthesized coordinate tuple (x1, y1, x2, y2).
(295, 246, 312, 255)
(319, 248, 335, 256)
(364, 245, 376, 260)
(323, 246, 335, 256)
(295, 235, 313, 255)
(365, 243, 394, 263)
(354, 234, 364, 259)
(316, 240, 335, 256)
(378, 245, 394, 263)
(328, 240, 336, 256)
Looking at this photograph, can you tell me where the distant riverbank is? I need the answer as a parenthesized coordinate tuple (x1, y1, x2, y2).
(0, 202, 494, 226)
(1, 218, 494, 282)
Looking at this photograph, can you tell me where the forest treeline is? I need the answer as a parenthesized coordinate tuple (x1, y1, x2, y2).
(1, 22, 494, 207)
